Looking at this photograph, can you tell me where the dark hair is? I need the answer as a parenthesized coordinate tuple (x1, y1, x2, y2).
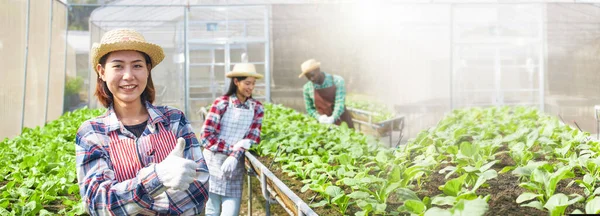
(225, 76, 248, 96)
(94, 51, 155, 107)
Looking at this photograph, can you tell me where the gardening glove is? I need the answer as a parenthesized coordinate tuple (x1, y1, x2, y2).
(233, 139, 252, 151)
(155, 138, 199, 191)
(318, 114, 329, 124)
(220, 156, 238, 178)
(325, 116, 335, 124)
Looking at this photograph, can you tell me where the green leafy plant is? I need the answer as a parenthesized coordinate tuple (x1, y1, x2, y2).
(0, 107, 104, 214)
(516, 166, 576, 210)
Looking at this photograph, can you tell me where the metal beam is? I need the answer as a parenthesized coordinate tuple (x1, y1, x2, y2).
(264, 5, 271, 103)
(20, 0, 31, 131)
(62, 4, 69, 114)
(184, 6, 190, 116)
(44, 0, 55, 123)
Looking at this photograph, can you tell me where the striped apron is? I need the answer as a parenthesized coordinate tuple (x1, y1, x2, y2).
(108, 123, 176, 183)
(108, 122, 207, 215)
(204, 97, 254, 197)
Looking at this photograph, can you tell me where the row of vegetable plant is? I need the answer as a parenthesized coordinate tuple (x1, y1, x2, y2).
(4, 103, 600, 216)
(257, 105, 600, 215)
(0, 108, 104, 215)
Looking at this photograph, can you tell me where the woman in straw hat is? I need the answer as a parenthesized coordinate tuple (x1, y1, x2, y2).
(75, 28, 209, 215)
(299, 58, 354, 128)
(200, 62, 264, 216)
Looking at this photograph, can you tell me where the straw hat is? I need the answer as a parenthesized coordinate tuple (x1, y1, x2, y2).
(298, 59, 321, 78)
(226, 63, 264, 79)
(91, 28, 165, 74)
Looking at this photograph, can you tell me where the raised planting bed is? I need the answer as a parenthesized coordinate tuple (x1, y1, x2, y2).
(255, 104, 600, 215)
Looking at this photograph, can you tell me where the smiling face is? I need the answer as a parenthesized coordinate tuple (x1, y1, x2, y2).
(96, 50, 150, 106)
(234, 77, 256, 99)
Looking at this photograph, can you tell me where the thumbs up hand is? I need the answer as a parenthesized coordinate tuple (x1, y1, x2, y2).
(155, 138, 199, 191)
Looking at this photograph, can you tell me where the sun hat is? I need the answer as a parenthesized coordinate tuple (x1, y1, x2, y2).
(226, 63, 264, 79)
(90, 28, 165, 74)
(298, 59, 321, 78)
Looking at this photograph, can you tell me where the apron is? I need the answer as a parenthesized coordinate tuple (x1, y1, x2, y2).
(108, 122, 207, 215)
(204, 97, 254, 197)
(108, 123, 176, 182)
(314, 85, 354, 129)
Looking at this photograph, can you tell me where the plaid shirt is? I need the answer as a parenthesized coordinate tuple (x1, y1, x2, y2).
(75, 101, 209, 215)
(303, 72, 347, 121)
(200, 95, 264, 160)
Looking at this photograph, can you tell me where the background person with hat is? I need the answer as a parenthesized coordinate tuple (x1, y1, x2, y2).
(75, 28, 210, 215)
(200, 61, 265, 216)
(300, 59, 354, 128)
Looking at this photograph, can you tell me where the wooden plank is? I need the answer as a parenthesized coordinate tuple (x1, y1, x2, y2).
(267, 177, 300, 215)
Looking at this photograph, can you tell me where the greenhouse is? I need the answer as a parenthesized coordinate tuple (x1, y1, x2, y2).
(2, 0, 600, 215)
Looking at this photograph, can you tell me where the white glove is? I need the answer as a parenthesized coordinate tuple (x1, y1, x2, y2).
(233, 139, 252, 151)
(155, 138, 199, 191)
(318, 115, 329, 124)
(220, 156, 238, 178)
(325, 116, 335, 124)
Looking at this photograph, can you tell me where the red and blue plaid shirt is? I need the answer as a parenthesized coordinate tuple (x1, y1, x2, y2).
(75, 101, 209, 215)
(200, 95, 264, 160)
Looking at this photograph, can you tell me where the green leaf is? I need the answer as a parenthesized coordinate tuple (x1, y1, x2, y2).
(472, 170, 497, 192)
(404, 200, 426, 214)
(301, 184, 310, 193)
(556, 144, 571, 157)
(586, 197, 600, 214)
(583, 174, 594, 185)
(544, 194, 569, 216)
(384, 182, 403, 198)
(456, 192, 477, 201)
(376, 150, 389, 164)
(463, 166, 478, 173)
(375, 203, 387, 213)
(431, 196, 456, 206)
(395, 188, 420, 201)
(519, 182, 541, 192)
(459, 142, 477, 158)
(544, 193, 583, 216)
(593, 187, 600, 196)
(342, 178, 361, 186)
(516, 193, 542, 204)
(348, 191, 371, 199)
(356, 199, 374, 213)
(526, 130, 538, 148)
(454, 198, 489, 216)
(355, 211, 368, 216)
(546, 167, 574, 198)
(332, 194, 349, 205)
(388, 165, 402, 183)
(585, 197, 600, 214)
(310, 200, 328, 208)
(325, 186, 344, 198)
(424, 207, 452, 216)
(0, 208, 9, 215)
(478, 160, 498, 173)
(499, 166, 515, 174)
(521, 201, 544, 210)
(531, 168, 548, 185)
(39, 209, 53, 216)
(441, 175, 467, 197)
